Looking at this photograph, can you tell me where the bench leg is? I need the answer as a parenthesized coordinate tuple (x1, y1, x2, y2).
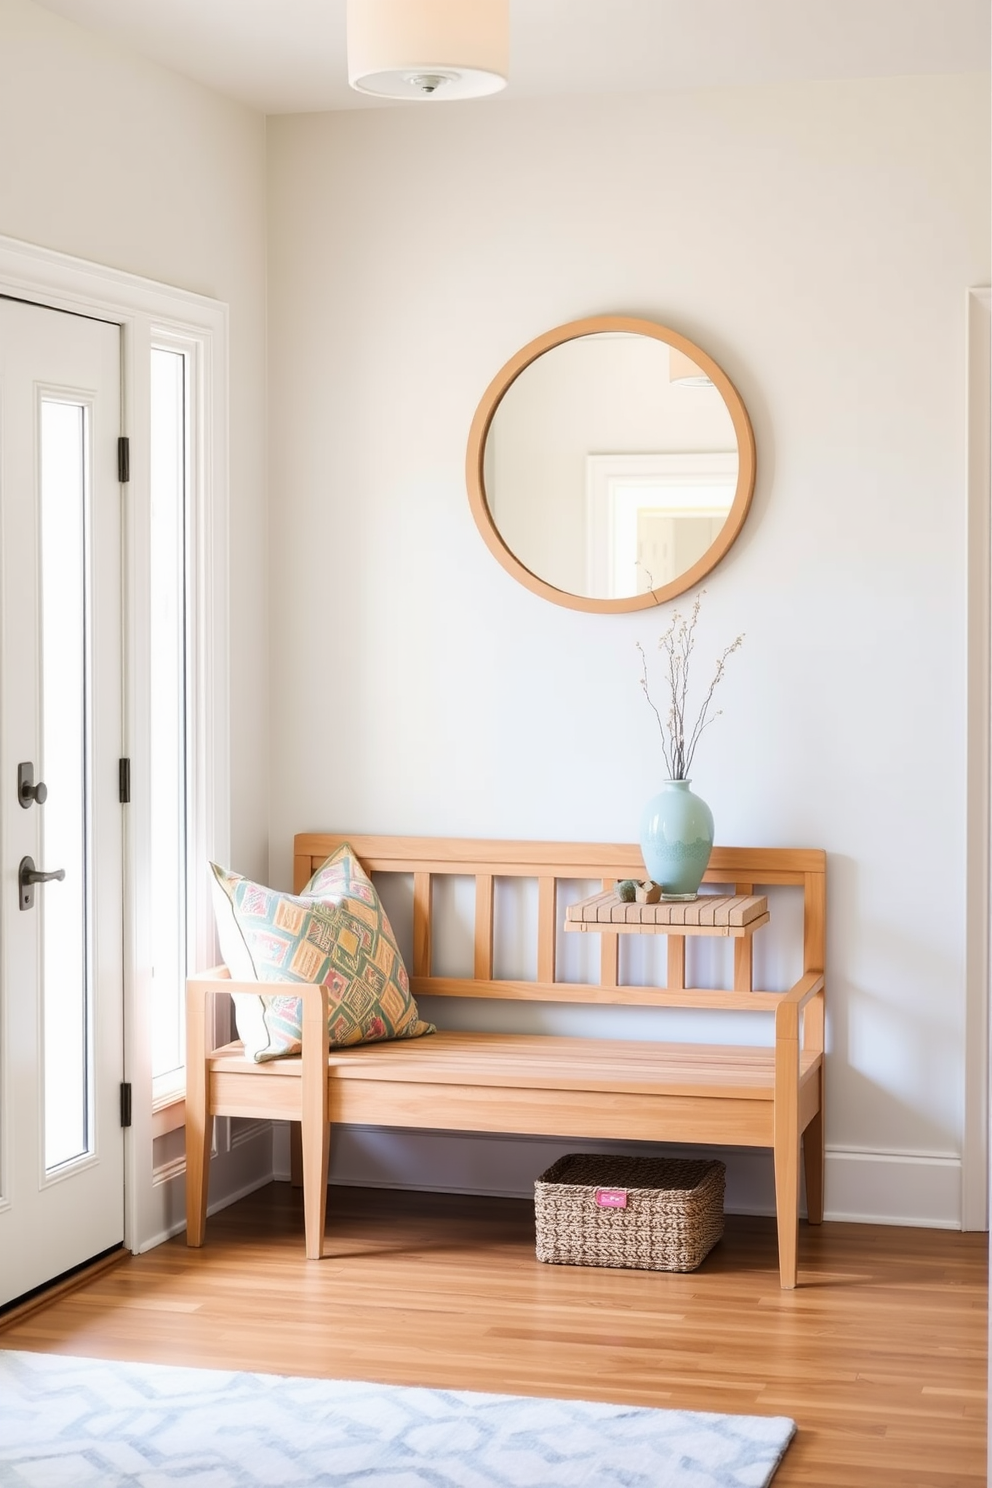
(773, 1039, 801, 1290)
(773, 1133, 800, 1289)
(185, 978, 213, 1248)
(803, 1093, 825, 1226)
(301, 1112, 330, 1260)
(185, 1106, 213, 1247)
(300, 987, 330, 1260)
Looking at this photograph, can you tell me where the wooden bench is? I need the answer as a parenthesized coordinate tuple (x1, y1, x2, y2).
(185, 835, 826, 1288)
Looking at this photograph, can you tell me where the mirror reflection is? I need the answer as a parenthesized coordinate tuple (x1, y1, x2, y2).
(485, 333, 737, 599)
(467, 318, 755, 614)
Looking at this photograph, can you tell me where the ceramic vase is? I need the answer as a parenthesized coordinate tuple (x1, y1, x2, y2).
(638, 779, 714, 900)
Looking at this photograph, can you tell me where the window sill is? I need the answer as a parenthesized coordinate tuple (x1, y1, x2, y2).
(151, 1071, 186, 1138)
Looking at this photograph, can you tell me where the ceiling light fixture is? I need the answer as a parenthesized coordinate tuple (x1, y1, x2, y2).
(347, 0, 509, 101)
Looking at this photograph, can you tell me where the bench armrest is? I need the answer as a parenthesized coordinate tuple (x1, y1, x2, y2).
(186, 967, 330, 1050)
(774, 971, 825, 1044)
(186, 967, 329, 1118)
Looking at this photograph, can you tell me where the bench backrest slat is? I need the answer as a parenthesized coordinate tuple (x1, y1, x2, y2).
(293, 834, 826, 1014)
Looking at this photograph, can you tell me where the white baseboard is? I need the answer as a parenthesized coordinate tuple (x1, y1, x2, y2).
(824, 1145, 962, 1229)
(272, 1124, 966, 1231)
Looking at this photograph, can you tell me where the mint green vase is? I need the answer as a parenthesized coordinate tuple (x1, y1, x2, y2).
(638, 780, 714, 900)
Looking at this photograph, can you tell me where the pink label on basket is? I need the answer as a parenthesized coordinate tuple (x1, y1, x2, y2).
(595, 1188, 628, 1209)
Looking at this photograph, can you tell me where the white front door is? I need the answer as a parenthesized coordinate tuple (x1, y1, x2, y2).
(0, 298, 124, 1307)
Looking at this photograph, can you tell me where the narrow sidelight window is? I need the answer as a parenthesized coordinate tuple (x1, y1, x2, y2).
(149, 347, 190, 1080)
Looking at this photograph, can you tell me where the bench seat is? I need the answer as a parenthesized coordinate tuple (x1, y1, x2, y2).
(207, 1029, 821, 1101)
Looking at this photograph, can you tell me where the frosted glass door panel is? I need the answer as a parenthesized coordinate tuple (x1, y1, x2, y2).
(40, 398, 91, 1172)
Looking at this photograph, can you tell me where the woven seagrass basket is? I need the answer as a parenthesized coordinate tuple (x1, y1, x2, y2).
(534, 1154, 726, 1272)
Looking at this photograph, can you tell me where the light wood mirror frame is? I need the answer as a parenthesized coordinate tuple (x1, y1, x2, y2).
(466, 315, 757, 614)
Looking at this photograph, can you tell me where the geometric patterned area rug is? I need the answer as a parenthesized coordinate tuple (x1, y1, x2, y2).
(0, 1350, 796, 1487)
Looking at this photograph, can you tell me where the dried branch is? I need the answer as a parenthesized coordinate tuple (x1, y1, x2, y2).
(637, 593, 743, 780)
(636, 641, 673, 778)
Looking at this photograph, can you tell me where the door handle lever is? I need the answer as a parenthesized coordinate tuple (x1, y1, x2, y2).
(18, 856, 65, 911)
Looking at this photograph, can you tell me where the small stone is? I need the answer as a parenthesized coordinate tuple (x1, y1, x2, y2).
(635, 881, 663, 904)
(617, 879, 638, 902)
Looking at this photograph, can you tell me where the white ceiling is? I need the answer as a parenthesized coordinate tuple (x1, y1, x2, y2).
(33, 0, 991, 116)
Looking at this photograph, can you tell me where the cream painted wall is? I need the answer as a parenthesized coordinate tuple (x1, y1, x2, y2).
(267, 74, 990, 1224)
(0, 0, 269, 882)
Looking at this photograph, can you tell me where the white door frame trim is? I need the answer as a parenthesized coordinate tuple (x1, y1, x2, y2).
(0, 231, 230, 1255)
(964, 284, 990, 1231)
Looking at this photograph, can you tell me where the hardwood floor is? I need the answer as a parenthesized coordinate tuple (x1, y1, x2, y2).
(1, 1182, 986, 1486)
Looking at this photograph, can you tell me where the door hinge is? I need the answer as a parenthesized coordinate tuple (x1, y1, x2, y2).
(118, 758, 130, 804)
(117, 435, 130, 484)
(120, 1082, 132, 1129)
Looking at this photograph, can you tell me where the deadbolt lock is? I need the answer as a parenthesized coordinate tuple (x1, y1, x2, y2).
(17, 762, 48, 809)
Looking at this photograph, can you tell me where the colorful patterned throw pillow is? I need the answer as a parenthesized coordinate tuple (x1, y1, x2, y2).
(209, 844, 434, 1062)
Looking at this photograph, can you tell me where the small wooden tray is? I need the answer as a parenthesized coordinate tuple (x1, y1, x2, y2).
(564, 890, 769, 938)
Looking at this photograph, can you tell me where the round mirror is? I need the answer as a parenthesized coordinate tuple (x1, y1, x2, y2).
(466, 316, 756, 613)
